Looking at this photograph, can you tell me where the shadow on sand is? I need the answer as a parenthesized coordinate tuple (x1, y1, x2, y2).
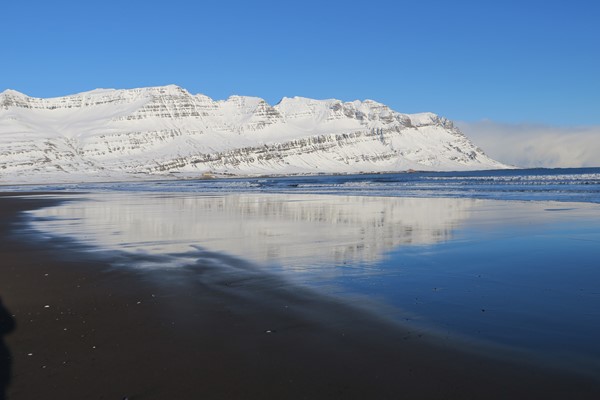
(0, 297, 15, 400)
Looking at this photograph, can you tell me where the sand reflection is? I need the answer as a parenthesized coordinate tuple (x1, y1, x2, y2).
(30, 194, 475, 269)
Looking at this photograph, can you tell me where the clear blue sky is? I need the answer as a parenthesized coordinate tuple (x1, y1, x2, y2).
(2, 0, 599, 125)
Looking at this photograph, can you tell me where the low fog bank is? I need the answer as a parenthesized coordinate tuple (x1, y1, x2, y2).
(457, 120, 600, 168)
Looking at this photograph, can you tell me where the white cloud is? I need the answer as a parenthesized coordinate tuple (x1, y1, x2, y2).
(456, 120, 600, 168)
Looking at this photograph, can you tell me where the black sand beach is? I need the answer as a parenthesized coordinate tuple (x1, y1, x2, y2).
(1, 193, 600, 399)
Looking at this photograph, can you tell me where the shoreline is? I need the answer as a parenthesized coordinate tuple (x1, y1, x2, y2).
(4, 165, 600, 189)
(2, 193, 600, 399)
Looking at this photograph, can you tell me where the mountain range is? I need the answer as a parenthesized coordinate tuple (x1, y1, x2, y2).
(0, 85, 508, 184)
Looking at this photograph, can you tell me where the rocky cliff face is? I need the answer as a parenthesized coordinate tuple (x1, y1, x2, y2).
(0, 85, 508, 183)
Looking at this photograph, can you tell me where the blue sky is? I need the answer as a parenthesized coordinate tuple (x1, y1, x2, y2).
(2, 0, 599, 127)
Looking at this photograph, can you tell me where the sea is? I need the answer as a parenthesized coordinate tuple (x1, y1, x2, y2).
(9, 167, 600, 203)
(9, 167, 600, 377)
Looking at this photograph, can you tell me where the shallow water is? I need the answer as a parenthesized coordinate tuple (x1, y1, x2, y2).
(12, 166, 600, 376)
(26, 190, 600, 376)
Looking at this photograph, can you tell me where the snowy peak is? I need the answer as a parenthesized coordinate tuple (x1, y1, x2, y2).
(0, 85, 509, 184)
(0, 85, 193, 111)
(274, 97, 393, 126)
(1, 89, 31, 108)
(0, 89, 27, 98)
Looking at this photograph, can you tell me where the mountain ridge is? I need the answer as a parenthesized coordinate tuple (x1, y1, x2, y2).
(0, 85, 510, 184)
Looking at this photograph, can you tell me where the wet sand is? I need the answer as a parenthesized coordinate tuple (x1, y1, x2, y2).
(1, 193, 600, 399)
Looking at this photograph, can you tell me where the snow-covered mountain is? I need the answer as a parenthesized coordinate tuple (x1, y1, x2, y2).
(0, 85, 508, 184)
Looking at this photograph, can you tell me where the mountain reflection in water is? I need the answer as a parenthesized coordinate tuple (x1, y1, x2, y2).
(27, 192, 600, 375)
(30, 194, 476, 269)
